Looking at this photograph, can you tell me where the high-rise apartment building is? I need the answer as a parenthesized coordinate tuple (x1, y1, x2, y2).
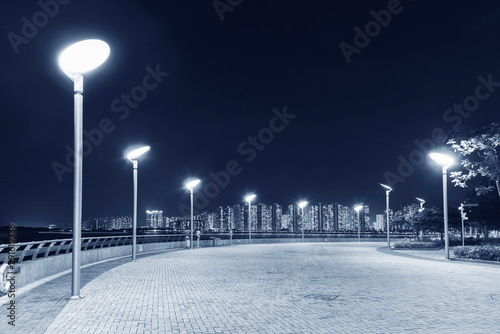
(146, 210, 163, 228)
(271, 203, 282, 231)
(374, 214, 384, 231)
(231, 204, 244, 231)
(288, 204, 298, 232)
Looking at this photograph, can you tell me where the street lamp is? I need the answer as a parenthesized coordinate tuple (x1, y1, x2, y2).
(245, 194, 256, 244)
(185, 179, 201, 249)
(429, 152, 454, 260)
(416, 197, 425, 212)
(126, 146, 151, 261)
(58, 39, 110, 299)
(380, 183, 392, 249)
(354, 205, 363, 242)
(298, 201, 308, 242)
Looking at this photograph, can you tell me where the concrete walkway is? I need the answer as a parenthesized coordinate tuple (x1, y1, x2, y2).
(1, 242, 499, 333)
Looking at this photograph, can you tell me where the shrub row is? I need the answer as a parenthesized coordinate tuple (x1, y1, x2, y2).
(453, 245, 500, 262)
(393, 241, 442, 249)
(449, 238, 481, 247)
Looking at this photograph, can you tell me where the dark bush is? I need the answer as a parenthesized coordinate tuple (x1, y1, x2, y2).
(454, 245, 500, 261)
(449, 238, 481, 247)
(393, 241, 443, 249)
(479, 238, 500, 246)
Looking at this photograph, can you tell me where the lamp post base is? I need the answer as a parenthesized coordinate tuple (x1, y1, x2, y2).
(69, 295, 84, 300)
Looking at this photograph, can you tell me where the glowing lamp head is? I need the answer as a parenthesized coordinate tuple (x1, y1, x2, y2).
(126, 146, 150, 161)
(429, 152, 454, 168)
(298, 201, 308, 209)
(185, 179, 201, 191)
(354, 205, 363, 212)
(245, 194, 256, 203)
(380, 183, 393, 192)
(58, 39, 110, 75)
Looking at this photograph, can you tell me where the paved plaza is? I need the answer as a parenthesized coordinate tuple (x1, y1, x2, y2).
(1, 242, 499, 334)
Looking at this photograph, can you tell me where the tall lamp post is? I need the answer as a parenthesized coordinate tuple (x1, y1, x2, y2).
(245, 194, 256, 244)
(185, 179, 201, 249)
(415, 197, 425, 240)
(58, 39, 110, 299)
(298, 201, 308, 242)
(126, 146, 151, 261)
(380, 184, 392, 249)
(354, 205, 363, 242)
(429, 152, 454, 260)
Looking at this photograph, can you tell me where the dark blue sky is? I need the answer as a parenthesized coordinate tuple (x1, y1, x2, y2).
(1, 0, 499, 227)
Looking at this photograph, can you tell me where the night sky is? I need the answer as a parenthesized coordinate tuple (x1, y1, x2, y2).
(1, 0, 500, 227)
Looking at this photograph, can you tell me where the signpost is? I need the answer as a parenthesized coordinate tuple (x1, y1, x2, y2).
(458, 203, 478, 246)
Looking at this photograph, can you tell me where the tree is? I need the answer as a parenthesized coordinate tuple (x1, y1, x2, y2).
(402, 204, 424, 239)
(447, 123, 500, 199)
(392, 204, 443, 240)
(462, 178, 500, 238)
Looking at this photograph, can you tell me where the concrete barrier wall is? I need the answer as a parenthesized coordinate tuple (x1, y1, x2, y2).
(15, 241, 186, 288)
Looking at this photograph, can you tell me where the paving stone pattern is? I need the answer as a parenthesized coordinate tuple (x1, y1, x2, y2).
(1, 243, 499, 333)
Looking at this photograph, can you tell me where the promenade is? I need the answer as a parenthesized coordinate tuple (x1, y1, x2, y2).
(1, 242, 499, 334)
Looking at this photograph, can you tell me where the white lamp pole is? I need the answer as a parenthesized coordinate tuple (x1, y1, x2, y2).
(245, 194, 256, 244)
(126, 146, 151, 261)
(355, 205, 363, 242)
(380, 184, 392, 249)
(429, 152, 454, 260)
(298, 201, 308, 242)
(185, 179, 201, 249)
(58, 39, 110, 299)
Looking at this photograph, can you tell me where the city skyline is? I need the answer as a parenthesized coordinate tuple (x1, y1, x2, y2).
(80, 201, 372, 234)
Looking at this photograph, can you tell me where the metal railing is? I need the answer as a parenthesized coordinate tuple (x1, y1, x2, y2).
(201, 232, 423, 240)
(0, 234, 187, 265)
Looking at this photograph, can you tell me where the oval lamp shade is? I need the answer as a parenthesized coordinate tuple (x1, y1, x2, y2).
(58, 39, 110, 74)
(186, 179, 201, 190)
(245, 194, 256, 202)
(126, 146, 150, 161)
(429, 152, 454, 167)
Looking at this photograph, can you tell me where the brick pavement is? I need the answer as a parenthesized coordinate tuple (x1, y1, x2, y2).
(1, 242, 499, 334)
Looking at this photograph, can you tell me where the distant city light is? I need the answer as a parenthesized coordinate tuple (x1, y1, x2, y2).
(81, 200, 381, 234)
